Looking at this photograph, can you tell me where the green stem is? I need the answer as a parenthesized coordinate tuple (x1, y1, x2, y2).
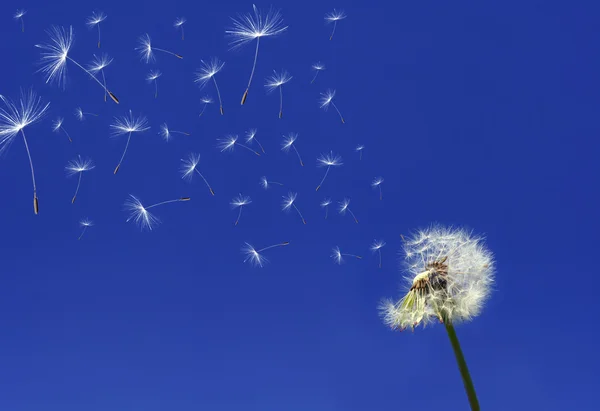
(444, 321, 480, 411)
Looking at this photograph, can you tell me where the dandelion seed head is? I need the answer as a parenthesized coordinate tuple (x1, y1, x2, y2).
(226, 4, 288, 49)
(35, 25, 74, 88)
(88, 53, 113, 72)
(259, 176, 269, 189)
(331, 246, 343, 264)
(317, 151, 342, 167)
(201, 95, 213, 104)
(245, 128, 258, 143)
(338, 198, 351, 214)
(194, 57, 224, 87)
(136, 33, 154, 63)
(356, 145, 364, 152)
(380, 225, 495, 331)
(319, 89, 336, 110)
(231, 194, 251, 208)
(79, 218, 94, 227)
(110, 110, 150, 135)
(312, 62, 325, 71)
(281, 192, 297, 210)
(180, 152, 201, 181)
(0, 89, 49, 153)
(174, 17, 186, 28)
(146, 69, 162, 82)
(370, 240, 386, 252)
(265, 70, 292, 93)
(372, 177, 384, 187)
(14, 9, 27, 19)
(325, 9, 347, 22)
(124, 194, 159, 231)
(52, 117, 64, 132)
(66, 155, 95, 176)
(320, 198, 332, 208)
(242, 242, 267, 267)
(218, 135, 238, 152)
(281, 132, 297, 152)
(86, 11, 106, 27)
(159, 123, 171, 141)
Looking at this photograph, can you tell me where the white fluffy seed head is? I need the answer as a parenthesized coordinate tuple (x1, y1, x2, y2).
(380, 225, 495, 331)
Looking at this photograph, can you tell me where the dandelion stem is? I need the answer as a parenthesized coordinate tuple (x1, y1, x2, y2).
(199, 104, 207, 117)
(242, 37, 260, 105)
(310, 71, 319, 84)
(72, 172, 82, 203)
(78, 226, 88, 240)
(378, 249, 382, 268)
(97, 25, 101, 48)
(348, 208, 358, 224)
(115, 132, 132, 174)
(101, 70, 107, 102)
(237, 143, 261, 156)
(61, 126, 72, 143)
(292, 204, 306, 224)
(20, 129, 38, 214)
(379, 185, 382, 200)
(329, 21, 337, 40)
(279, 86, 283, 118)
(212, 77, 224, 115)
(154, 79, 158, 98)
(255, 138, 265, 153)
(195, 169, 214, 195)
(291, 144, 303, 166)
(331, 101, 345, 124)
(444, 322, 480, 411)
(21, 18, 25, 33)
(258, 242, 289, 253)
(67, 56, 119, 103)
(316, 166, 330, 191)
(146, 198, 187, 210)
(154, 47, 183, 59)
(235, 206, 243, 225)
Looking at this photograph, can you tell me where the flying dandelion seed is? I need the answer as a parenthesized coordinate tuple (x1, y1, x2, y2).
(199, 96, 213, 116)
(260, 176, 283, 190)
(111, 110, 150, 175)
(338, 198, 359, 223)
(331, 246, 362, 265)
(51, 117, 73, 143)
(14, 9, 26, 32)
(194, 58, 225, 115)
(281, 133, 303, 166)
(160, 123, 190, 142)
(356, 145, 364, 160)
(136, 33, 183, 63)
(65, 155, 95, 203)
(78, 218, 94, 240)
(226, 4, 287, 105)
(218, 135, 261, 156)
(230, 194, 251, 226)
(75, 107, 98, 121)
(319, 89, 344, 124)
(281, 192, 306, 225)
(180, 152, 215, 196)
(372, 177, 384, 200)
(325, 9, 347, 40)
(0, 89, 49, 215)
(370, 239, 386, 269)
(88, 53, 113, 102)
(379, 226, 495, 410)
(245, 128, 265, 153)
(242, 241, 289, 267)
(35, 26, 119, 103)
(146, 70, 162, 98)
(86, 11, 106, 48)
(174, 17, 186, 40)
(125, 194, 190, 231)
(265, 70, 292, 118)
(316, 151, 342, 191)
(320, 198, 332, 219)
(310, 62, 325, 84)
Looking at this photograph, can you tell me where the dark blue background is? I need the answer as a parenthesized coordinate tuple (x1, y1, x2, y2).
(1, 1, 598, 410)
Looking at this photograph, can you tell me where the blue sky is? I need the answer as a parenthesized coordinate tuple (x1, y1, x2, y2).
(1, 0, 599, 410)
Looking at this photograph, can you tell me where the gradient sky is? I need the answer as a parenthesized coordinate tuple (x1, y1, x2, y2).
(1, 1, 598, 410)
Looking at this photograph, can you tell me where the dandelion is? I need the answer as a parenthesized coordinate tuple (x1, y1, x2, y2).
(194, 58, 225, 115)
(199, 96, 213, 116)
(320, 198, 332, 219)
(160, 123, 190, 142)
(180, 152, 214, 196)
(218, 135, 260, 156)
(338, 198, 358, 223)
(226, 4, 288, 105)
(86, 11, 107, 48)
(316, 151, 342, 191)
(14, 9, 26, 32)
(78, 218, 93, 240)
(372, 176, 384, 200)
(35, 25, 119, 103)
(245, 128, 265, 153)
(325, 9, 347, 40)
(146, 70, 162, 98)
(230, 194, 251, 226)
(75, 107, 98, 121)
(281, 192, 306, 225)
(319, 89, 344, 124)
(136, 33, 183, 63)
(260, 176, 283, 190)
(331, 246, 361, 265)
(379, 226, 495, 411)
(88, 53, 113, 102)
(242, 241, 289, 267)
(264, 70, 292, 118)
(124, 194, 191, 231)
(65, 155, 95, 203)
(310, 62, 325, 84)
(52, 117, 73, 143)
(111, 110, 150, 174)
(370, 239, 386, 269)
(174, 17, 186, 40)
(356, 144, 364, 160)
(281, 133, 303, 166)
(0, 89, 49, 214)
